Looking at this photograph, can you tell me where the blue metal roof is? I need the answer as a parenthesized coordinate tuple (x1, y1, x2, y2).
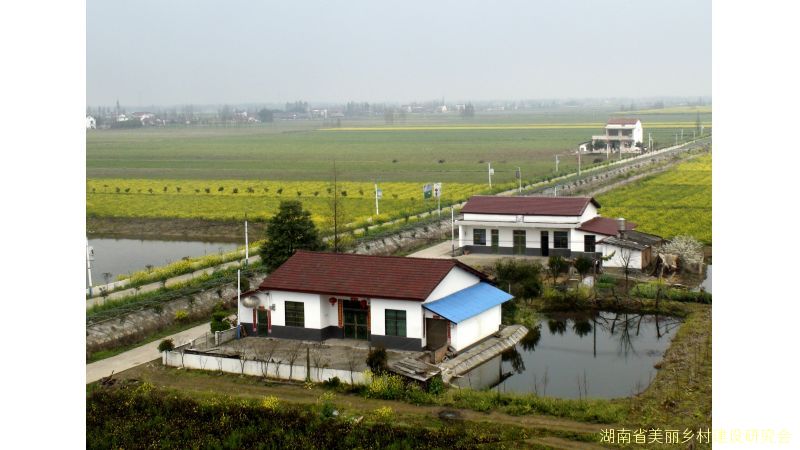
(423, 282, 513, 324)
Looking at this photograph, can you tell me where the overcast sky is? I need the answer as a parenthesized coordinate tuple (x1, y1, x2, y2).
(87, 0, 711, 106)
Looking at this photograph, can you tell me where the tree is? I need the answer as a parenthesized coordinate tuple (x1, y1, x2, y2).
(327, 161, 348, 253)
(547, 256, 568, 286)
(260, 200, 324, 271)
(258, 108, 274, 123)
(573, 256, 593, 283)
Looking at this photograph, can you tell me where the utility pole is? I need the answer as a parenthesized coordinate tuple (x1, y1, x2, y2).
(86, 237, 94, 296)
(516, 167, 522, 192)
(451, 207, 455, 256)
(577, 152, 581, 177)
(244, 215, 249, 266)
(648, 132, 653, 151)
(555, 155, 559, 173)
(374, 182, 380, 216)
(675, 133, 678, 146)
(488, 162, 493, 188)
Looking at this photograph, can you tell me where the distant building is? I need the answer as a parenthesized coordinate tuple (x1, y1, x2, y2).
(86, 116, 96, 129)
(455, 195, 662, 270)
(591, 118, 643, 154)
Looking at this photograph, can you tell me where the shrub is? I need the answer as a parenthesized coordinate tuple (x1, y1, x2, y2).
(317, 392, 338, 418)
(364, 370, 406, 400)
(157, 339, 175, 352)
(174, 309, 189, 323)
(373, 406, 394, 422)
(261, 395, 281, 411)
(322, 377, 341, 389)
(366, 345, 388, 373)
(210, 311, 230, 332)
(427, 375, 445, 395)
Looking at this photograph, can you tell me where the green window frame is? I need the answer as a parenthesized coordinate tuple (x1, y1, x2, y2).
(385, 309, 407, 337)
(473, 229, 487, 245)
(554, 231, 568, 249)
(284, 301, 305, 328)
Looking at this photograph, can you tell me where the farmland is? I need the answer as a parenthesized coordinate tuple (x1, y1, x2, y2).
(86, 179, 492, 225)
(596, 153, 712, 243)
(86, 110, 711, 183)
(86, 110, 711, 233)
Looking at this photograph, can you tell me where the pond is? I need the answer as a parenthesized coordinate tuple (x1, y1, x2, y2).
(87, 238, 239, 287)
(453, 311, 682, 399)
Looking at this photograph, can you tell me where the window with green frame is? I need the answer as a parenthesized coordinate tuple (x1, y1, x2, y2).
(384, 309, 407, 337)
(284, 301, 305, 327)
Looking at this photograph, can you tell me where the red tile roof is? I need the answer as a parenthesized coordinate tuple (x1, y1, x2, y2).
(258, 251, 489, 301)
(607, 118, 640, 125)
(461, 196, 600, 216)
(577, 217, 636, 236)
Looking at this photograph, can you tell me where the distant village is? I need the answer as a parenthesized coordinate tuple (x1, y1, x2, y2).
(86, 97, 708, 132)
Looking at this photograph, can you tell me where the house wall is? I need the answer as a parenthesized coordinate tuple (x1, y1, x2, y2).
(599, 244, 643, 269)
(426, 267, 480, 301)
(369, 298, 425, 350)
(450, 305, 502, 352)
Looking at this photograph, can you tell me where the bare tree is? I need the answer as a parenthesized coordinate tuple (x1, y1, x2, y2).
(327, 161, 348, 253)
(311, 342, 327, 381)
(618, 247, 634, 296)
(286, 342, 303, 380)
(346, 351, 360, 385)
(234, 339, 248, 374)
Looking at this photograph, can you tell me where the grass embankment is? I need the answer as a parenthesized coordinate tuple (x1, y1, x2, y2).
(596, 153, 712, 244)
(87, 382, 539, 449)
(87, 264, 263, 322)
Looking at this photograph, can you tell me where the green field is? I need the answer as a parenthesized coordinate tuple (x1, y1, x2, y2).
(86, 179, 491, 224)
(86, 110, 711, 183)
(596, 153, 712, 243)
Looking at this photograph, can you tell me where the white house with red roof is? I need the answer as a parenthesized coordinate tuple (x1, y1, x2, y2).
(456, 195, 661, 269)
(592, 118, 643, 154)
(237, 251, 513, 352)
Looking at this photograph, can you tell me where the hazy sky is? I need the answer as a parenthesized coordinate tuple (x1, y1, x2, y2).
(87, 0, 711, 106)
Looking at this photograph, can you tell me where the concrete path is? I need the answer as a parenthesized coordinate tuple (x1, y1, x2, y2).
(86, 321, 211, 384)
(408, 240, 455, 259)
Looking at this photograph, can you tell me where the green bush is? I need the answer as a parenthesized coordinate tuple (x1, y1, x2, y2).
(157, 339, 174, 352)
(366, 345, 388, 373)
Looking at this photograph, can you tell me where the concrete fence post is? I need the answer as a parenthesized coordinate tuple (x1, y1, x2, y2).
(215, 331, 219, 346)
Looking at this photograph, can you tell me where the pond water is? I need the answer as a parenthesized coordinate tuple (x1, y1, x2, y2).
(87, 238, 239, 287)
(454, 311, 682, 399)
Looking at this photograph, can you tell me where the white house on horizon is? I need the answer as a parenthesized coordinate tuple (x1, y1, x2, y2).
(591, 118, 644, 154)
(456, 195, 662, 270)
(237, 251, 513, 353)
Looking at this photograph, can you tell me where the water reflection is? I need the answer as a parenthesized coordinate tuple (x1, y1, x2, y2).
(454, 311, 682, 399)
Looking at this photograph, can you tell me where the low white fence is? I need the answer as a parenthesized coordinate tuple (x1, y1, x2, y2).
(162, 349, 366, 385)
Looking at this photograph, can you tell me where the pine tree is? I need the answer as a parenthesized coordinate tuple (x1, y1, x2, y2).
(260, 200, 324, 271)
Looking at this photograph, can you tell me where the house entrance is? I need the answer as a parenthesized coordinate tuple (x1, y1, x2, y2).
(343, 300, 369, 340)
(256, 309, 270, 337)
(540, 231, 549, 256)
(426, 318, 449, 350)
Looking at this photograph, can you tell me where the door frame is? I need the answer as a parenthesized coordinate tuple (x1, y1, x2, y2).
(541, 231, 549, 256)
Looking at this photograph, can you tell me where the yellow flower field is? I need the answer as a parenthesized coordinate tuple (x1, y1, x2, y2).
(86, 179, 493, 225)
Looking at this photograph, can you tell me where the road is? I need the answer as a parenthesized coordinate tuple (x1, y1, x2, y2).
(86, 322, 212, 384)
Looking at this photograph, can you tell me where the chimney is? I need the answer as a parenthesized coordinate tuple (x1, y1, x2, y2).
(617, 217, 626, 238)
